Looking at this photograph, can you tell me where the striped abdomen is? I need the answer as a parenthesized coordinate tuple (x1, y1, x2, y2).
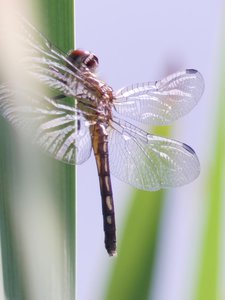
(91, 123, 116, 256)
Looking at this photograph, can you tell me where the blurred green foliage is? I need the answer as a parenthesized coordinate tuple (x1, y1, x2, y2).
(0, 1, 74, 299)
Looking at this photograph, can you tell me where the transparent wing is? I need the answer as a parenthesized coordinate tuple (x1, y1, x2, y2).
(34, 109, 92, 165)
(108, 119, 200, 190)
(18, 17, 98, 101)
(0, 84, 92, 164)
(114, 69, 204, 125)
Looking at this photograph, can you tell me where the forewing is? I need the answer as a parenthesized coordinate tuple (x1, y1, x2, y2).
(17, 17, 97, 101)
(108, 119, 200, 190)
(114, 69, 204, 125)
(0, 85, 92, 164)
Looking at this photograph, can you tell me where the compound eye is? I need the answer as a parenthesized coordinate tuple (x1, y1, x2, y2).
(67, 49, 98, 71)
(66, 49, 88, 66)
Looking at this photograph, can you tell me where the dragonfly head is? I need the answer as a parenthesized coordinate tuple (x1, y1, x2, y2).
(67, 49, 99, 72)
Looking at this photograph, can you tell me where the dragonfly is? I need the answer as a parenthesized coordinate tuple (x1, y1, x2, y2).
(0, 18, 204, 256)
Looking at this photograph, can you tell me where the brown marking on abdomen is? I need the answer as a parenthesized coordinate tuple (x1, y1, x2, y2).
(91, 123, 116, 256)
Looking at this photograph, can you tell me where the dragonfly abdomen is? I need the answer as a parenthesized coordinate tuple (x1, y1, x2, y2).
(91, 123, 116, 256)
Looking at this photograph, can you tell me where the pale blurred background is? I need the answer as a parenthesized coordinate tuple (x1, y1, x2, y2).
(76, 0, 224, 300)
